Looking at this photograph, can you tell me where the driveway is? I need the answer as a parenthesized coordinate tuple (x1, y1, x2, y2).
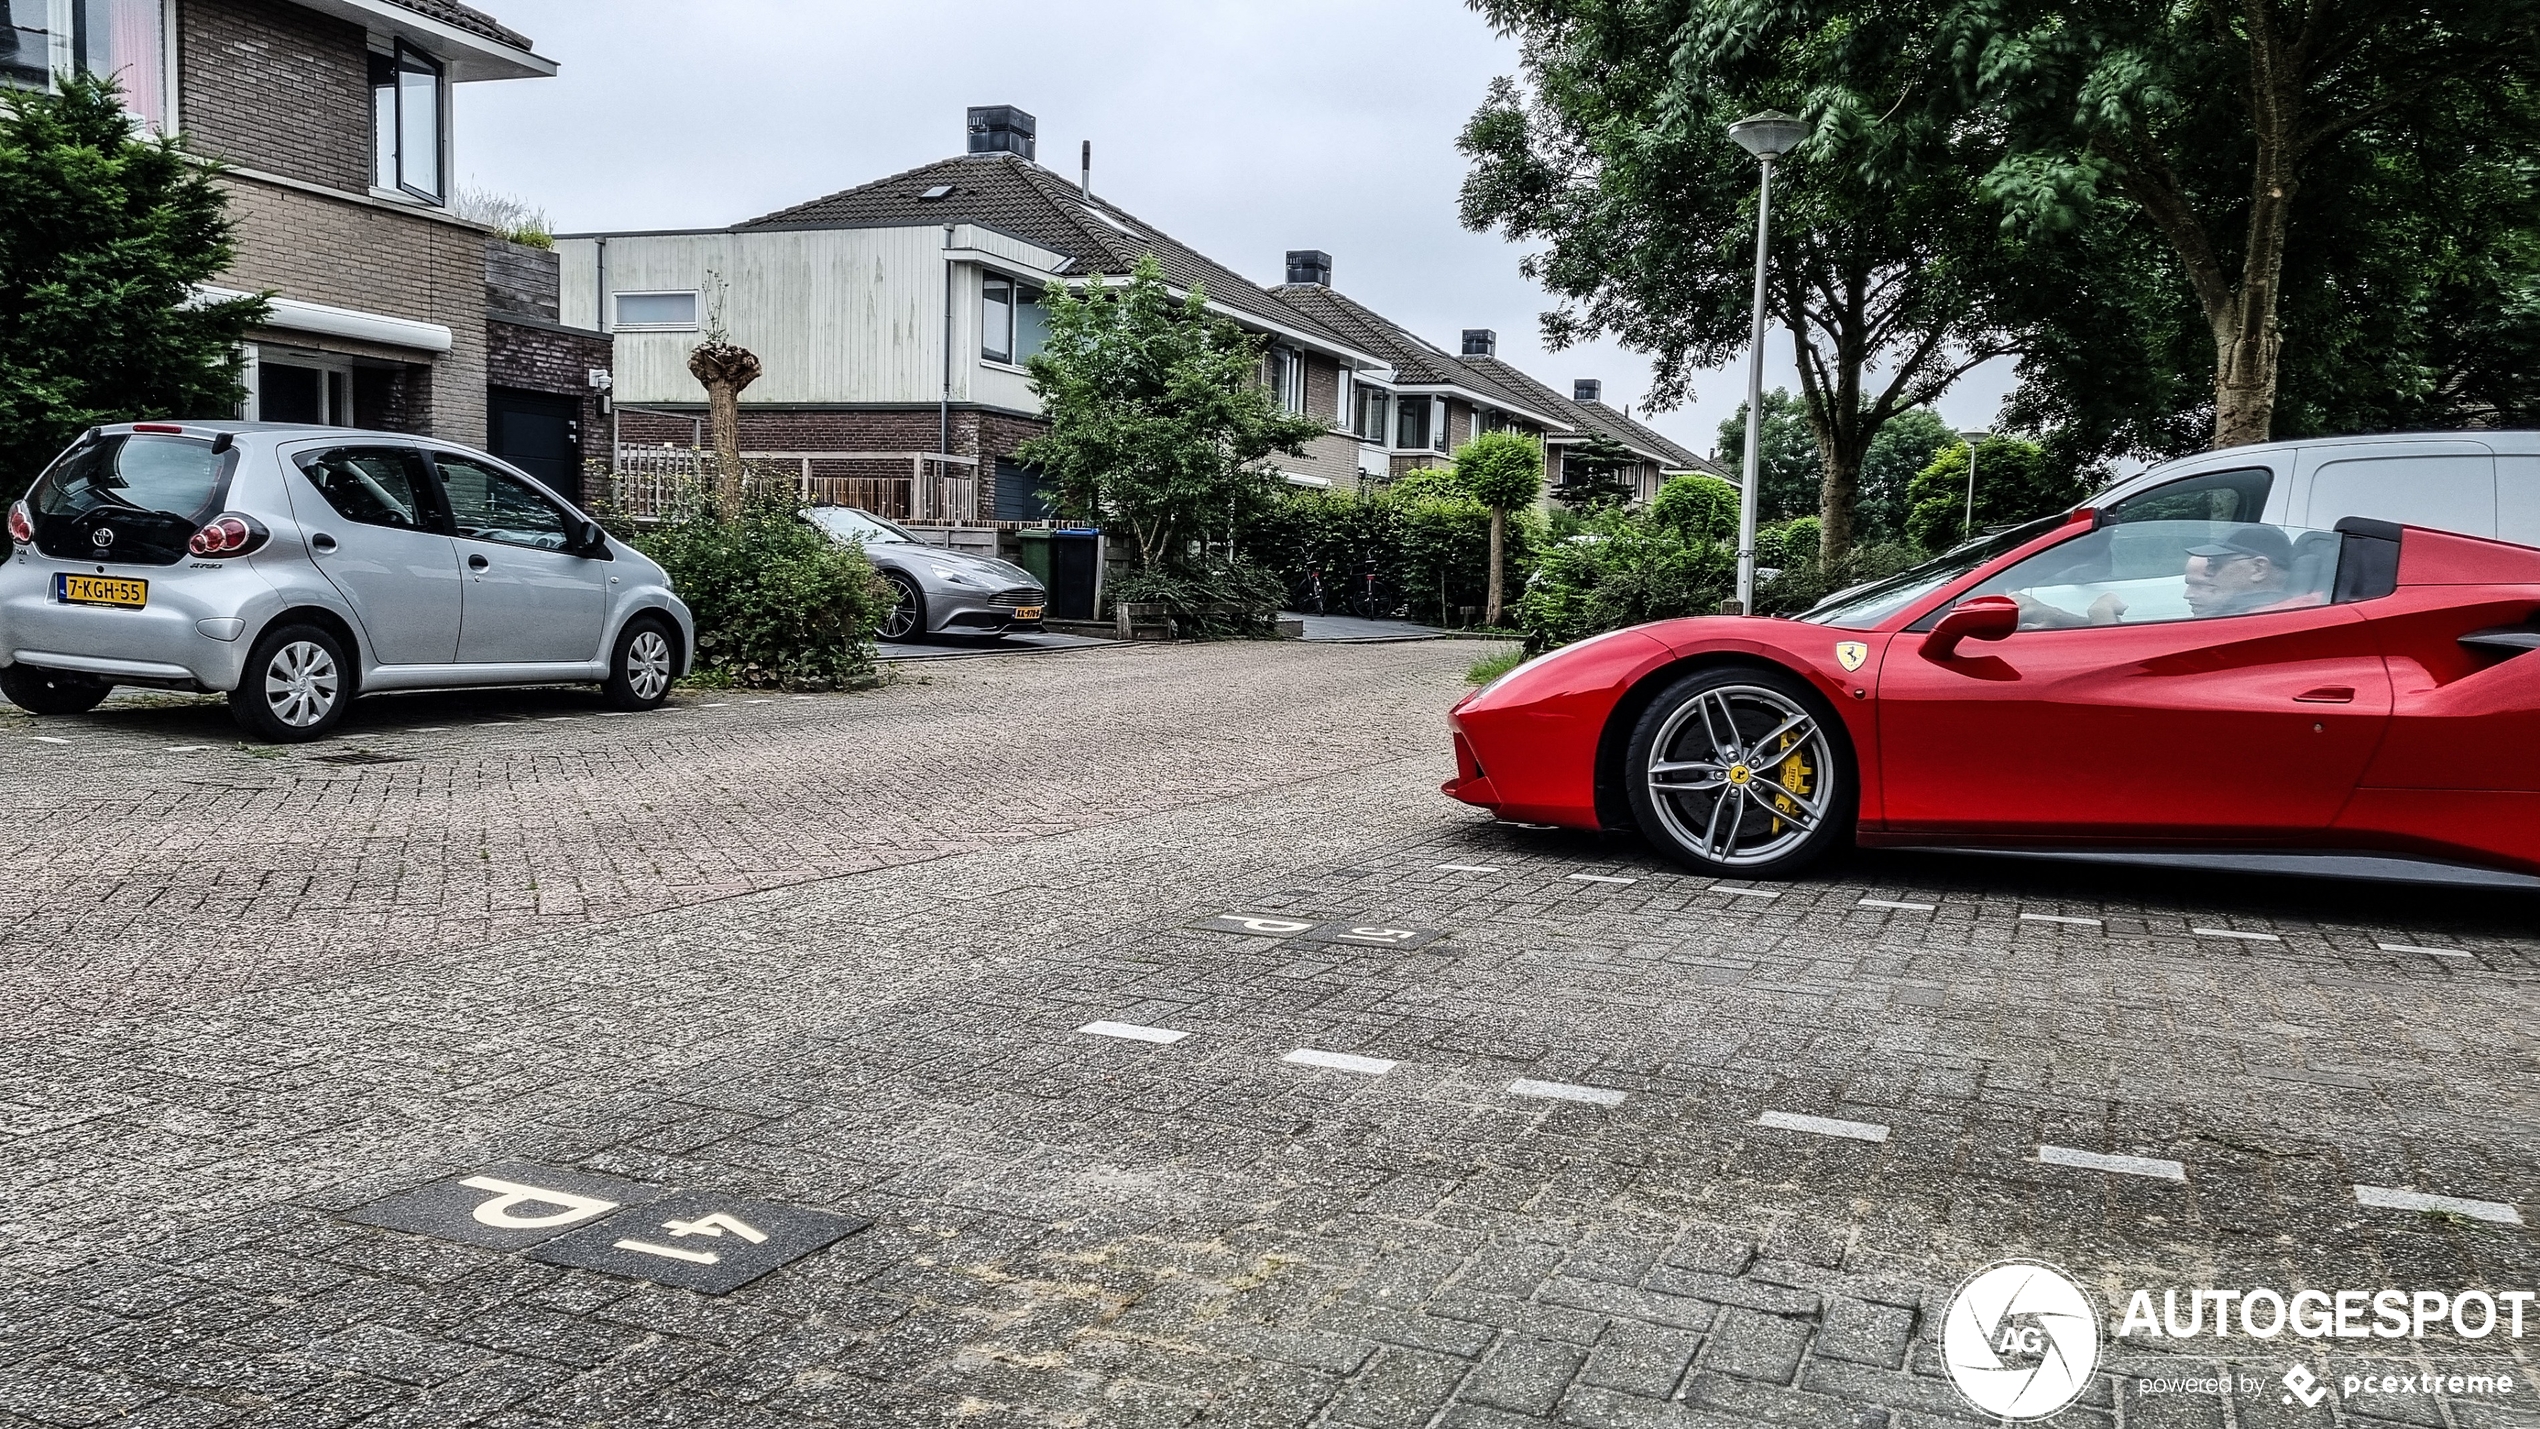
(1, 640, 2532, 1428)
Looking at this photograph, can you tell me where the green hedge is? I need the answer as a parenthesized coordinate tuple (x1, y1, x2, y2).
(632, 507, 891, 689)
(1237, 479, 1538, 627)
(1515, 508, 1735, 653)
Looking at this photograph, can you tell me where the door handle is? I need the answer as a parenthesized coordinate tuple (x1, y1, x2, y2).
(309, 532, 337, 553)
(467, 553, 490, 572)
(2294, 686, 2356, 703)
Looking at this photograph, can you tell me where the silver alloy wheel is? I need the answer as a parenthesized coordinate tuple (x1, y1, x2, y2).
(626, 629, 672, 701)
(880, 578, 921, 639)
(1644, 683, 1835, 866)
(263, 639, 340, 729)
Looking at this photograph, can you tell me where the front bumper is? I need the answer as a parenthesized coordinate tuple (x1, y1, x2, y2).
(930, 585, 1051, 635)
(0, 548, 276, 692)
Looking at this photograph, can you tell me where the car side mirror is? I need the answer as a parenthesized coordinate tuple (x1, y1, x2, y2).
(1921, 595, 2020, 659)
(574, 519, 612, 559)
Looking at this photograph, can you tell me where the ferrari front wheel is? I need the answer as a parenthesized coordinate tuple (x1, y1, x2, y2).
(1625, 666, 1853, 878)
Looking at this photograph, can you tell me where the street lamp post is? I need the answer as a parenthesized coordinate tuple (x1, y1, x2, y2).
(1727, 110, 1807, 615)
(1958, 428, 1991, 542)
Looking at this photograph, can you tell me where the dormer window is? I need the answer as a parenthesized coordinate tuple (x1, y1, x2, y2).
(370, 43, 445, 203)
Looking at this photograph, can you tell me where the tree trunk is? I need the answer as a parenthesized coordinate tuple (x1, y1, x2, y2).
(1484, 506, 1507, 628)
(1816, 441, 1862, 567)
(685, 341, 763, 520)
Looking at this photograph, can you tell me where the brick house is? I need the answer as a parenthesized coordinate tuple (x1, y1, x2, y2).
(555, 106, 1389, 523)
(6, 0, 586, 483)
(1266, 267, 1727, 503)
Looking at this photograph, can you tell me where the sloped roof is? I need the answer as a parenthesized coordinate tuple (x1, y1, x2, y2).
(1458, 355, 1724, 475)
(386, 0, 531, 50)
(1266, 285, 1573, 428)
(739, 153, 1368, 358)
(1580, 400, 1720, 475)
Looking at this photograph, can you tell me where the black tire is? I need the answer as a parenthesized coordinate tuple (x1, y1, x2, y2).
(1623, 664, 1855, 879)
(603, 615, 678, 711)
(228, 621, 353, 743)
(878, 573, 926, 641)
(0, 665, 110, 716)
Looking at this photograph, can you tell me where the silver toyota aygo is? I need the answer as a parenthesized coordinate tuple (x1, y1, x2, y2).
(2, 421, 694, 742)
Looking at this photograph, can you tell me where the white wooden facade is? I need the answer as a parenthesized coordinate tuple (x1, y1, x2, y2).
(555, 223, 1071, 413)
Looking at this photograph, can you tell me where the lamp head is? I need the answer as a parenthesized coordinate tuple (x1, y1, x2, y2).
(1727, 110, 1808, 160)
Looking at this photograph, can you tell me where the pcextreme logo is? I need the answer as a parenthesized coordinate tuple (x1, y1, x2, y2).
(1942, 1260, 2101, 1420)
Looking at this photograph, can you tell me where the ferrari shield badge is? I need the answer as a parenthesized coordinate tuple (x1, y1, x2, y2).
(1835, 641, 1868, 672)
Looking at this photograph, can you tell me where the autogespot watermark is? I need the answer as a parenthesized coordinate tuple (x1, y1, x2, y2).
(1940, 1264, 2534, 1420)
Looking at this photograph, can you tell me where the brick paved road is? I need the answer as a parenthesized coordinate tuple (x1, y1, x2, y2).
(1, 641, 2534, 1429)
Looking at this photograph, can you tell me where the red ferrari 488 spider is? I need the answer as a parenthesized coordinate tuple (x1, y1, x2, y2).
(1446, 511, 2540, 878)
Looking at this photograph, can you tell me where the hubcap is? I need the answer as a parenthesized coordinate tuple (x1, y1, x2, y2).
(627, 630, 671, 700)
(263, 640, 339, 728)
(1645, 684, 1834, 866)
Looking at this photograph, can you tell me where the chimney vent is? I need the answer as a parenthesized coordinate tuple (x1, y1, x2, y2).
(1574, 379, 1602, 403)
(1461, 329, 1497, 358)
(967, 105, 1037, 160)
(1284, 250, 1332, 287)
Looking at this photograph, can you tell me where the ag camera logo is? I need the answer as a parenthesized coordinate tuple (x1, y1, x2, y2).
(1943, 1260, 2101, 1419)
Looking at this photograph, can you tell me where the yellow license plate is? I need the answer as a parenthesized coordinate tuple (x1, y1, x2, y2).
(57, 574, 147, 609)
(1013, 606, 1043, 620)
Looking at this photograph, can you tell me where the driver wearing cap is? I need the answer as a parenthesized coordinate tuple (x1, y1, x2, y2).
(2181, 524, 2323, 618)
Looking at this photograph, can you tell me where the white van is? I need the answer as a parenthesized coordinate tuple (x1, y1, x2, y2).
(2086, 432, 2540, 540)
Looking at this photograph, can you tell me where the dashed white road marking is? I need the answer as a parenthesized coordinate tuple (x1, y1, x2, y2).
(2036, 1144, 2188, 1182)
(1568, 874, 1637, 885)
(1283, 1048, 1395, 1076)
(1076, 1021, 1188, 1044)
(1858, 898, 1935, 911)
(409, 727, 450, 733)
(1508, 1079, 1626, 1107)
(2021, 913, 2104, 926)
(2353, 1185, 2523, 1225)
(29, 736, 69, 745)
(702, 703, 731, 709)
(1758, 1110, 1890, 1143)
(2191, 927, 2281, 942)
(1433, 864, 1500, 873)
(2377, 942, 2470, 958)
(746, 699, 774, 705)
(165, 745, 207, 753)
(1709, 886, 1780, 900)
(539, 716, 576, 723)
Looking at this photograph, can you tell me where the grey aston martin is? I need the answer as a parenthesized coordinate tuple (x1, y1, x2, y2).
(803, 507, 1048, 640)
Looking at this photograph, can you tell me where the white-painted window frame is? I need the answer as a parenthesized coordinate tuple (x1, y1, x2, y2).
(612, 290, 701, 332)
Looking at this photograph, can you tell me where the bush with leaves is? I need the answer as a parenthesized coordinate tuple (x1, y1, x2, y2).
(1109, 554, 1289, 639)
(632, 506, 890, 689)
(1753, 539, 1927, 616)
(1514, 508, 1734, 654)
(1237, 482, 1536, 627)
(1650, 473, 1740, 542)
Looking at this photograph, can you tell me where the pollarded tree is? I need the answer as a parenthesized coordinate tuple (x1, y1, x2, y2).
(1453, 429, 1545, 627)
(1019, 255, 1327, 571)
(685, 340, 762, 520)
(0, 75, 266, 497)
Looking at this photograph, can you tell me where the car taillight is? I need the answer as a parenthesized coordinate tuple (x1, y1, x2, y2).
(6, 501, 29, 546)
(187, 513, 268, 558)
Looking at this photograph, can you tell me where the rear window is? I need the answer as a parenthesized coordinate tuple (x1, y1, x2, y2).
(28, 435, 232, 566)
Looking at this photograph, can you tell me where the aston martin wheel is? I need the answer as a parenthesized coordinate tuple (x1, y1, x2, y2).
(1624, 666, 1853, 877)
(879, 573, 925, 641)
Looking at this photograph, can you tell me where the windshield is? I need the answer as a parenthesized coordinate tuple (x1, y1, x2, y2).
(1797, 515, 2069, 629)
(803, 506, 916, 545)
(1945, 519, 2342, 629)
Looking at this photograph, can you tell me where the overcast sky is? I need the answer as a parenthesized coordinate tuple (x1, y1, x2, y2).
(455, 0, 2014, 459)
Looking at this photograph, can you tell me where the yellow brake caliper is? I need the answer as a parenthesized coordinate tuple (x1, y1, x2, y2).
(1766, 734, 1813, 835)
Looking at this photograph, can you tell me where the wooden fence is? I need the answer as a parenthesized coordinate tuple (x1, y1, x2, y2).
(599, 447, 980, 522)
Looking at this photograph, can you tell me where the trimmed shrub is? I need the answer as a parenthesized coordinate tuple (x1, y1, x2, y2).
(1515, 508, 1734, 653)
(632, 506, 890, 689)
(1756, 515, 1820, 568)
(1237, 483, 1537, 627)
(1110, 554, 1288, 639)
(1650, 473, 1740, 542)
